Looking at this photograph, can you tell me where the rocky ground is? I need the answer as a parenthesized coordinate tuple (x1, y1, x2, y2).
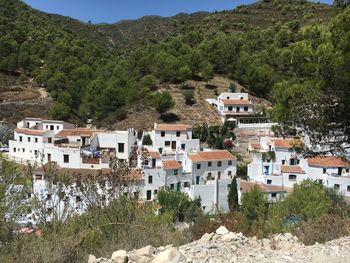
(89, 226, 350, 263)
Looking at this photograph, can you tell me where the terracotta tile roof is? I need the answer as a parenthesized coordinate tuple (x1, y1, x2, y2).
(281, 165, 306, 174)
(56, 128, 92, 138)
(188, 150, 236, 162)
(307, 156, 350, 168)
(249, 141, 262, 150)
(154, 123, 192, 131)
(16, 128, 47, 136)
(240, 180, 287, 193)
(162, 160, 182, 170)
(147, 151, 161, 158)
(273, 139, 302, 148)
(221, 99, 252, 105)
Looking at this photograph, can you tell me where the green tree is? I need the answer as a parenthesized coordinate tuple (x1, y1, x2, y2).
(154, 91, 175, 114)
(241, 185, 268, 227)
(183, 90, 195, 105)
(142, 134, 153, 145)
(286, 179, 331, 221)
(227, 177, 238, 211)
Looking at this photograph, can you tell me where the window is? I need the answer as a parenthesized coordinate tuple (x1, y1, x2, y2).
(323, 168, 327, 174)
(22, 148, 25, 152)
(146, 190, 152, 200)
(208, 161, 212, 167)
(218, 171, 221, 179)
(228, 106, 233, 111)
(48, 137, 52, 143)
(207, 172, 212, 180)
(271, 193, 277, 198)
(181, 144, 185, 150)
(236, 107, 240, 112)
(148, 176, 153, 184)
(174, 169, 178, 175)
(63, 154, 69, 163)
(118, 143, 125, 153)
(346, 168, 350, 173)
(176, 131, 180, 137)
(35, 137, 38, 143)
(197, 163, 201, 169)
(334, 184, 340, 190)
(196, 176, 200, 185)
(184, 182, 190, 187)
(347, 185, 350, 192)
(144, 159, 149, 166)
(47, 153, 51, 162)
(13, 148, 16, 153)
(165, 141, 170, 147)
(244, 107, 248, 112)
(228, 171, 232, 177)
(34, 150, 38, 156)
(46, 125, 49, 129)
(161, 131, 165, 137)
(19, 136, 22, 142)
(267, 179, 272, 185)
(228, 160, 232, 165)
(50, 125, 54, 130)
(289, 174, 297, 181)
(56, 125, 59, 130)
(217, 161, 222, 167)
(28, 137, 31, 142)
(170, 184, 175, 190)
(282, 160, 286, 165)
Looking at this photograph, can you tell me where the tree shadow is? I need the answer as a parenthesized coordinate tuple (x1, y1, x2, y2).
(160, 113, 180, 123)
(205, 83, 217, 90)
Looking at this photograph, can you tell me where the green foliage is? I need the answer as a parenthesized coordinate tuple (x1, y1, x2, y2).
(154, 91, 175, 114)
(241, 185, 268, 237)
(227, 177, 238, 211)
(236, 164, 248, 180)
(156, 189, 202, 222)
(142, 134, 153, 145)
(183, 90, 195, 105)
(285, 179, 331, 221)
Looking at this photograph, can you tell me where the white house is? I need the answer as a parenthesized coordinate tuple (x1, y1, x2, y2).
(150, 123, 199, 154)
(247, 136, 350, 196)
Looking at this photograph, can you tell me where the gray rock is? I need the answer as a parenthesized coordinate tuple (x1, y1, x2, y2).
(134, 245, 156, 257)
(111, 250, 128, 263)
(128, 254, 151, 263)
(200, 232, 214, 242)
(151, 248, 184, 263)
(88, 254, 97, 263)
(215, 226, 229, 235)
(221, 232, 237, 242)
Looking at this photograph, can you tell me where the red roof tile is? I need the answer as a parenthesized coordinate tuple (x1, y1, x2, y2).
(56, 128, 92, 138)
(281, 165, 306, 174)
(154, 123, 192, 131)
(240, 180, 287, 193)
(162, 160, 182, 170)
(221, 99, 252, 105)
(16, 128, 47, 136)
(189, 150, 236, 162)
(307, 156, 350, 168)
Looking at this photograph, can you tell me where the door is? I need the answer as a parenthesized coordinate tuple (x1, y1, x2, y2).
(47, 153, 51, 162)
(171, 141, 176, 150)
(338, 167, 343, 176)
(152, 158, 156, 168)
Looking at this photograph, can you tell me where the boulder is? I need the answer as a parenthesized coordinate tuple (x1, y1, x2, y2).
(135, 245, 156, 257)
(201, 232, 214, 242)
(111, 250, 128, 263)
(88, 254, 97, 263)
(221, 232, 237, 242)
(128, 254, 151, 263)
(151, 248, 184, 263)
(215, 226, 229, 236)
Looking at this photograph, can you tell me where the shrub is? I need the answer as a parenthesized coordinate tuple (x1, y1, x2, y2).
(154, 91, 175, 114)
(183, 90, 195, 105)
(142, 134, 152, 145)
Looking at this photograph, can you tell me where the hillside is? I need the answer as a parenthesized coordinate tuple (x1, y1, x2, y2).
(0, 0, 348, 147)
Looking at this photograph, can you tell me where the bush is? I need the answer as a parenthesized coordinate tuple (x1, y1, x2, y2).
(142, 134, 152, 145)
(154, 91, 175, 114)
(183, 90, 195, 105)
(296, 214, 350, 245)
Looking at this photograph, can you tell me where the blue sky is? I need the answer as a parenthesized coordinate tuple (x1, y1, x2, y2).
(22, 0, 333, 24)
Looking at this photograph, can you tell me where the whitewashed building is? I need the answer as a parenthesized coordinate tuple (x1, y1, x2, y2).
(247, 137, 350, 196)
